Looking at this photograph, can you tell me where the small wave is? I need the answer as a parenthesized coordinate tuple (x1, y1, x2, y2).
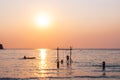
(36, 68, 66, 71)
(1, 75, 120, 79)
(92, 64, 120, 67)
(93, 70, 120, 72)
(37, 71, 73, 74)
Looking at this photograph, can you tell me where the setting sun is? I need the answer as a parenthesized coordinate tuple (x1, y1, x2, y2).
(35, 13, 52, 28)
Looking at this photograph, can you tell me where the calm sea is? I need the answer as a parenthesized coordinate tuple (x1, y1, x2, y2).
(0, 49, 120, 80)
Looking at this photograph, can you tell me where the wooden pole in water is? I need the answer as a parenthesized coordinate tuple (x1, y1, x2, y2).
(70, 46, 72, 65)
(57, 47, 60, 69)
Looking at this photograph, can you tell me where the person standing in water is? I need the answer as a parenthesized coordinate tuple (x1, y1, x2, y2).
(66, 55, 69, 62)
(102, 61, 106, 71)
(61, 59, 63, 64)
(66, 55, 70, 66)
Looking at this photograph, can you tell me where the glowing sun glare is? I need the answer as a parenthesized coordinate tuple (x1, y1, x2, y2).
(35, 14, 51, 27)
(40, 49, 46, 60)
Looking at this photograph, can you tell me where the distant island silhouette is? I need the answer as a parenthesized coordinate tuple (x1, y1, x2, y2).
(0, 44, 3, 49)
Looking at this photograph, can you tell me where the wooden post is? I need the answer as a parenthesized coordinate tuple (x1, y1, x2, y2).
(70, 46, 72, 65)
(57, 47, 59, 68)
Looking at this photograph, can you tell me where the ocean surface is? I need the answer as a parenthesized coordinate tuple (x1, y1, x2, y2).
(0, 49, 120, 80)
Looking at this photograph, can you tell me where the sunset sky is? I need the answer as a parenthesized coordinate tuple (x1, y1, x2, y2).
(0, 0, 120, 48)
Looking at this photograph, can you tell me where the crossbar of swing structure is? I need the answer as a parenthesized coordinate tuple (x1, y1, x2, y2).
(55, 48, 72, 50)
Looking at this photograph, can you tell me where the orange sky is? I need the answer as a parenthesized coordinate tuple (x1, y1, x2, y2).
(0, 0, 120, 48)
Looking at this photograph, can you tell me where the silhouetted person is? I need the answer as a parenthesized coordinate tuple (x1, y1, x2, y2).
(102, 61, 106, 71)
(56, 59, 59, 69)
(66, 55, 69, 62)
(66, 55, 70, 66)
(24, 56, 26, 59)
(61, 59, 63, 64)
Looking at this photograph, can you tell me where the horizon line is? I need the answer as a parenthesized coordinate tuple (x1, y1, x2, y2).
(2, 48, 120, 50)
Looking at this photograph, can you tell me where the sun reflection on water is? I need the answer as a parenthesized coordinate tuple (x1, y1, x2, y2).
(39, 49, 47, 68)
(38, 49, 47, 75)
(40, 49, 46, 60)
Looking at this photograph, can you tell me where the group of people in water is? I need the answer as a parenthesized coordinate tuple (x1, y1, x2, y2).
(56, 55, 106, 72)
(56, 55, 72, 69)
(24, 55, 106, 72)
(56, 55, 72, 66)
(60, 55, 71, 64)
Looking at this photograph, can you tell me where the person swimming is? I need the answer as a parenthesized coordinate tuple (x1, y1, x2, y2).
(24, 56, 26, 59)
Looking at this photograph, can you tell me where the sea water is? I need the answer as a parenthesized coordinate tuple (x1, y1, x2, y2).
(0, 49, 120, 80)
